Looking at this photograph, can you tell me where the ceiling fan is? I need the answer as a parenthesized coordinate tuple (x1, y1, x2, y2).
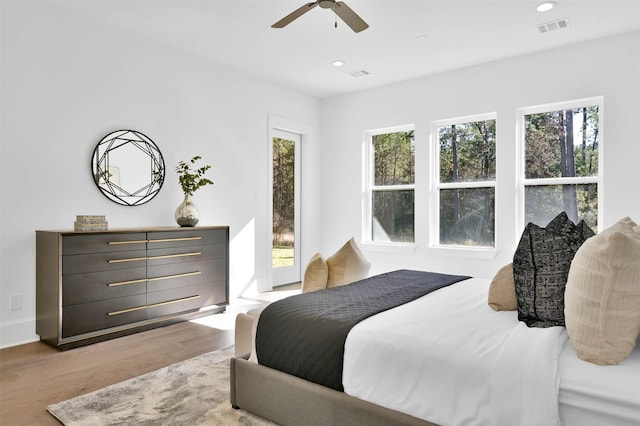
(271, 0, 369, 33)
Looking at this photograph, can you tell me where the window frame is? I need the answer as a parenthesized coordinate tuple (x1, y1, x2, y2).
(430, 112, 498, 252)
(362, 124, 416, 249)
(516, 97, 603, 234)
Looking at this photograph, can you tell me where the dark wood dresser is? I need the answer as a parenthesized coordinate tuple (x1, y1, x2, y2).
(36, 226, 229, 350)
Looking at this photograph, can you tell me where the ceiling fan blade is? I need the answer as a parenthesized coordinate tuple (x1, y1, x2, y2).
(271, 2, 319, 28)
(331, 1, 369, 33)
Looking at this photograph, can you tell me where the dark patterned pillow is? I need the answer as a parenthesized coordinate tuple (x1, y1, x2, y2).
(576, 219, 596, 240)
(513, 212, 594, 328)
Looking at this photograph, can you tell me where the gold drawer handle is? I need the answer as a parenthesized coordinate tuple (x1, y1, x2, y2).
(108, 240, 148, 245)
(107, 305, 147, 316)
(148, 237, 202, 243)
(148, 271, 201, 282)
(108, 252, 200, 264)
(108, 236, 203, 245)
(108, 257, 148, 264)
(147, 252, 201, 260)
(108, 270, 201, 286)
(148, 295, 201, 308)
(107, 295, 200, 316)
(108, 278, 148, 287)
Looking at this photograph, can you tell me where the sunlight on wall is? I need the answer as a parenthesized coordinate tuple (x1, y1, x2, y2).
(230, 218, 258, 298)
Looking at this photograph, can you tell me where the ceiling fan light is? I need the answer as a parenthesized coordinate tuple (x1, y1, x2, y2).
(536, 2, 557, 12)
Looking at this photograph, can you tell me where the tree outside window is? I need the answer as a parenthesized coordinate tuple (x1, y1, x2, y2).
(272, 137, 295, 267)
(436, 116, 496, 247)
(522, 101, 600, 231)
(369, 129, 415, 243)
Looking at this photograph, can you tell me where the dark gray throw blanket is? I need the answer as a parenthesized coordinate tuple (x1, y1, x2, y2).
(255, 269, 470, 391)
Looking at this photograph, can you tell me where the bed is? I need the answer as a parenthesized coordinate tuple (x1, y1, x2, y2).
(231, 216, 640, 426)
(230, 272, 640, 425)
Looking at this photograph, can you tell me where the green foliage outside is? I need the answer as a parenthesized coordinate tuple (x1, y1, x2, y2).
(373, 131, 415, 185)
(438, 120, 496, 246)
(272, 246, 294, 267)
(525, 106, 599, 179)
(524, 106, 599, 230)
(372, 131, 415, 242)
(439, 120, 496, 182)
(273, 138, 295, 253)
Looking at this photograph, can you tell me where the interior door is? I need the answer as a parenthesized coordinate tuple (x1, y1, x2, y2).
(271, 129, 301, 286)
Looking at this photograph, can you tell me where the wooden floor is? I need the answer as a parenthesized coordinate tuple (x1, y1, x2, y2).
(0, 284, 300, 426)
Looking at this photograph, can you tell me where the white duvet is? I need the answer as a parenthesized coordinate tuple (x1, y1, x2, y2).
(343, 278, 567, 426)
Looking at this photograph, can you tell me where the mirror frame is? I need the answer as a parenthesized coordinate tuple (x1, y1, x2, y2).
(91, 130, 165, 206)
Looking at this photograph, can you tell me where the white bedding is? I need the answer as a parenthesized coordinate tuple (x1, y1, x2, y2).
(559, 341, 640, 426)
(342, 277, 640, 426)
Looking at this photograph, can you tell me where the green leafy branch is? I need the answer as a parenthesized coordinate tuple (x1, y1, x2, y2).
(176, 155, 214, 196)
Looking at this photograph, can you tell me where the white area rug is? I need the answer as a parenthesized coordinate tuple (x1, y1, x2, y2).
(47, 346, 274, 425)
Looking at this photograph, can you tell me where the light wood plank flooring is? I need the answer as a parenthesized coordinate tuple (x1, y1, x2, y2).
(0, 284, 300, 426)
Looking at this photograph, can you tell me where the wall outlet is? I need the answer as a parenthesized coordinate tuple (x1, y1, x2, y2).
(10, 294, 23, 311)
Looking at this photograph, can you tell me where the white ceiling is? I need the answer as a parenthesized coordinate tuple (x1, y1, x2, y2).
(63, 0, 640, 98)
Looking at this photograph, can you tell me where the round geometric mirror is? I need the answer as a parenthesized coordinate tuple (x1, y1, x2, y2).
(92, 130, 165, 206)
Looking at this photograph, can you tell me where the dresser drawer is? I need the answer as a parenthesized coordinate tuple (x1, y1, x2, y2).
(147, 258, 226, 293)
(148, 279, 227, 308)
(63, 233, 147, 255)
(62, 267, 147, 306)
(146, 283, 216, 319)
(61, 294, 147, 337)
(146, 243, 226, 267)
(63, 250, 147, 275)
(147, 229, 226, 249)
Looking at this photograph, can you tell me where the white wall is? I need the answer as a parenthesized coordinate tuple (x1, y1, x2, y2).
(320, 31, 640, 279)
(0, 2, 321, 347)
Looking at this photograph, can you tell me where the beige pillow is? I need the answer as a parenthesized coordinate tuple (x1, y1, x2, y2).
(488, 263, 517, 311)
(301, 253, 329, 293)
(565, 217, 640, 365)
(326, 238, 370, 288)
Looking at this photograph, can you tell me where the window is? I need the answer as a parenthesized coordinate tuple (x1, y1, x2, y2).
(434, 114, 496, 247)
(520, 98, 601, 231)
(365, 127, 415, 243)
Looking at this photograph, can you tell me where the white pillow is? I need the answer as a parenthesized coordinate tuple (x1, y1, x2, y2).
(565, 217, 640, 365)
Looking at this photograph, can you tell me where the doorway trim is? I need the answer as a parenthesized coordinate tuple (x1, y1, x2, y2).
(262, 114, 311, 291)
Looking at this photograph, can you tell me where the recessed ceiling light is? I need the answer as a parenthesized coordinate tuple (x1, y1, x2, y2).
(536, 2, 557, 12)
(332, 60, 345, 67)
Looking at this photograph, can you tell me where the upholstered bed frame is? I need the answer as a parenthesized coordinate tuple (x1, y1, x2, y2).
(231, 309, 436, 425)
(230, 353, 436, 426)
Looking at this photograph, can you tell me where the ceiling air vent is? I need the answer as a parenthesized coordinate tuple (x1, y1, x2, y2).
(537, 18, 570, 34)
(349, 70, 371, 77)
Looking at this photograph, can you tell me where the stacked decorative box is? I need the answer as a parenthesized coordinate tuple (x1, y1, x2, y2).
(74, 215, 108, 231)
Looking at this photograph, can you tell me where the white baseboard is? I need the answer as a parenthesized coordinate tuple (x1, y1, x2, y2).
(0, 317, 39, 349)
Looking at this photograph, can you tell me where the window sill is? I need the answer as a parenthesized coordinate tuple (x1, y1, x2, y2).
(359, 242, 498, 259)
(428, 245, 498, 260)
(360, 242, 417, 254)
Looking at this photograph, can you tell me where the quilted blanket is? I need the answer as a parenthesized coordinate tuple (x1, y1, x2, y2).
(255, 269, 470, 391)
